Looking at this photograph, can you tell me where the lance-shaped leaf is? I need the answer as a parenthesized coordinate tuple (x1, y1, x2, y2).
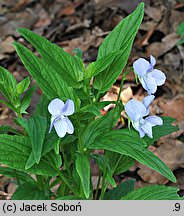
(122, 185, 182, 200)
(85, 51, 122, 78)
(20, 85, 36, 114)
(0, 66, 17, 102)
(16, 77, 30, 95)
(90, 129, 176, 183)
(12, 182, 49, 200)
(94, 3, 144, 93)
(0, 166, 35, 184)
(82, 104, 122, 148)
(0, 134, 62, 176)
(104, 179, 135, 200)
(17, 115, 47, 164)
(106, 151, 135, 175)
(13, 42, 80, 110)
(17, 28, 83, 88)
(76, 153, 91, 198)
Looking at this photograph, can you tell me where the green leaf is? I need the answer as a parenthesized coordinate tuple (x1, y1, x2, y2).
(20, 85, 36, 113)
(0, 66, 17, 102)
(57, 195, 82, 200)
(78, 104, 102, 118)
(35, 94, 50, 117)
(17, 28, 83, 88)
(98, 3, 144, 58)
(90, 129, 176, 183)
(0, 125, 22, 135)
(85, 51, 122, 78)
(12, 182, 49, 200)
(177, 36, 184, 46)
(177, 20, 184, 36)
(42, 130, 60, 155)
(91, 154, 116, 187)
(0, 134, 61, 176)
(122, 185, 181, 200)
(82, 105, 122, 148)
(94, 3, 144, 93)
(17, 115, 47, 164)
(60, 135, 76, 146)
(0, 166, 35, 183)
(0, 100, 17, 112)
(143, 116, 179, 146)
(106, 151, 135, 175)
(13, 42, 80, 110)
(25, 152, 36, 170)
(73, 48, 83, 59)
(16, 77, 30, 95)
(76, 153, 90, 198)
(104, 179, 135, 200)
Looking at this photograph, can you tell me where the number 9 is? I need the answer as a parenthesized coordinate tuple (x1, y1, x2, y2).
(175, 203, 180, 211)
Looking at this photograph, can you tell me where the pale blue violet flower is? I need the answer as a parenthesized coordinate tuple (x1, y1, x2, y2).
(48, 98, 74, 138)
(124, 97, 163, 138)
(142, 95, 155, 115)
(133, 55, 166, 95)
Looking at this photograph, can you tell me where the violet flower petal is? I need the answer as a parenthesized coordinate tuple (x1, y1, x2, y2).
(125, 99, 147, 122)
(54, 118, 68, 138)
(151, 69, 166, 86)
(140, 120, 153, 138)
(133, 58, 150, 77)
(150, 55, 156, 68)
(65, 117, 74, 134)
(145, 116, 163, 126)
(132, 120, 145, 138)
(61, 99, 75, 116)
(142, 95, 155, 115)
(48, 98, 64, 116)
(140, 73, 157, 95)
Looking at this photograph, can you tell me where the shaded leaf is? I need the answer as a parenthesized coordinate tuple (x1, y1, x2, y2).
(143, 116, 179, 146)
(91, 154, 116, 187)
(12, 182, 49, 200)
(0, 166, 35, 184)
(82, 104, 122, 148)
(0, 134, 61, 176)
(17, 115, 47, 164)
(106, 151, 135, 175)
(122, 185, 181, 200)
(90, 129, 176, 183)
(104, 179, 135, 200)
(13, 42, 80, 110)
(17, 28, 83, 88)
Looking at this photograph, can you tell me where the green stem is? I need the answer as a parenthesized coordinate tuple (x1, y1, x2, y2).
(101, 182, 109, 199)
(36, 175, 44, 190)
(94, 171, 102, 200)
(44, 177, 51, 197)
(49, 178, 61, 189)
(100, 153, 108, 200)
(95, 91, 101, 102)
(116, 77, 125, 105)
(77, 126, 84, 153)
(116, 67, 131, 106)
(62, 145, 71, 177)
